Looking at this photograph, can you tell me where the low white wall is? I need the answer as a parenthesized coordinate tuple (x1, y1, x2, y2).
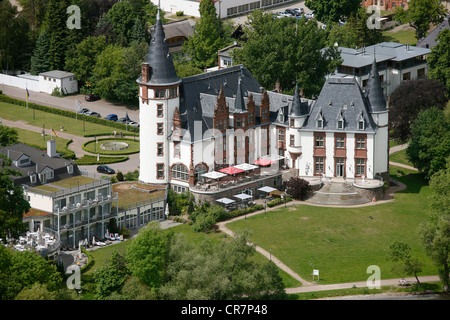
(0, 73, 39, 92)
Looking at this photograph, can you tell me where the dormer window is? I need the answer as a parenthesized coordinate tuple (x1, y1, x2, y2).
(67, 164, 73, 174)
(279, 113, 284, 123)
(337, 119, 344, 129)
(30, 174, 37, 184)
(317, 119, 323, 129)
(358, 120, 365, 130)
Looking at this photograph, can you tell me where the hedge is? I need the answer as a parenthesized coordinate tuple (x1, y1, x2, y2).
(82, 137, 140, 155)
(75, 155, 129, 165)
(0, 94, 137, 134)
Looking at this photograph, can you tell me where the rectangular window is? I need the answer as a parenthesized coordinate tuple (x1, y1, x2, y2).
(157, 164, 164, 179)
(335, 136, 345, 148)
(290, 119, 295, 128)
(155, 89, 165, 99)
(157, 123, 163, 135)
(157, 143, 164, 156)
(174, 142, 180, 158)
(356, 137, 366, 149)
(315, 136, 324, 147)
(356, 158, 366, 176)
(157, 104, 163, 117)
(315, 157, 324, 174)
(290, 135, 295, 147)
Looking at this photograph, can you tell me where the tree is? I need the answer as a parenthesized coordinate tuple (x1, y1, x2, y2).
(394, 0, 448, 40)
(388, 78, 448, 142)
(386, 241, 423, 287)
(30, 30, 51, 75)
(174, 61, 204, 78)
(65, 35, 108, 86)
(94, 251, 128, 299)
(406, 107, 450, 179)
(106, 0, 138, 45)
(15, 283, 56, 300)
(233, 10, 341, 97)
(305, 0, 361, 24)
(0, 1, 33, 71)
(17, 0, 49, 32)
(0, 246, 62, 300)
(183, 0, 231, 69)
(327, 7, 383, 48)
(44, 0, 70, 70)
(419, 158, 450, 291)
(167, 189, 182, 216)
(130, 16, 147, 44)
(0, 126, 19, 146)
(427, 29, 450, 95)
(126, 221, 172, 288)
(0, 155, 31, 243)
(286, 177, 310, 200)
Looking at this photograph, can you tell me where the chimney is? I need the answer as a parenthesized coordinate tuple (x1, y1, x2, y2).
(47, 139, 56, 158)
(142, 63, 150, 82)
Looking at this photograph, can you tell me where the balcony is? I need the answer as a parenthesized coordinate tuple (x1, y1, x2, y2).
(54, 194, 116, 214)
(287, 144, 302, 155)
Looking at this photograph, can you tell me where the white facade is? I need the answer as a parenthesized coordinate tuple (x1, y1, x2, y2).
(38, 70, 78, 95)
(154, 0, 298, 19)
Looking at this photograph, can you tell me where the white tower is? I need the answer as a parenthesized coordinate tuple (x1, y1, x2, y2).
(137, 8, 181, 184)
(365, 55, 389, 178)
(287, 81, 308, 172)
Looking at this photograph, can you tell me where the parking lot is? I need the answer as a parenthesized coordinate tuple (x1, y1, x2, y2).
(226, 0, 313, 25)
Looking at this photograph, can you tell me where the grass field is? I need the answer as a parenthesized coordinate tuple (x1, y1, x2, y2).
(0, 101, 118, 137)
(390, 148, 414, 167)
(15, 127, 71, 153)
(383, 29, 417, 45)
(82, 138, 140, 155)
(227, 166, 437, 285)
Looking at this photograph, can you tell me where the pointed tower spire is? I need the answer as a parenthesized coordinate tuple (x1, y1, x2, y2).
(139, 1, 180, 85)
(289, 80, 308, 117)
(365, 52, 387, 113)
(234, 76, 246, 113)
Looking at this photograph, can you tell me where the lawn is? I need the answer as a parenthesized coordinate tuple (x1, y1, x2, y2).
(383, 29, 417, 45)
(0, 101, 117, 137)
(50, 175, 98, 188)
(15, 127, 73, 156)
(112, 182, 166, 209)
(226, 166, 438, 285)
(82, 138, 140, 155)
(390, 148, 414, 167)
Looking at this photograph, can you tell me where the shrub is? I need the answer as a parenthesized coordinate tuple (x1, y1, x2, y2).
(286, 177, 310, 200)
(176, 11, 184, 16)
(116, 171, 124, 181)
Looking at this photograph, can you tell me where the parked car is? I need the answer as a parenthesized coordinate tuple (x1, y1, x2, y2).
(78, 108, 90, 114)
(97, 165, 115, 174)
(128, 121, 140, 127)
(85, 111, 101, 118)
(85, 94, 100, 102)
(104, 114, 118, 121)
(116, 117, 130, 124)
(285, 9, 300, 16)
(304, 12, 315, 20)
(277, 11, 292, 18)
(294, 8, 304, 14)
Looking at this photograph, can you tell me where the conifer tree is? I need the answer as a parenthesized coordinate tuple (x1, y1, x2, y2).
(30, 30, 51, 75)
(183, 0, 230, 69)
(44, 0, 70, 70)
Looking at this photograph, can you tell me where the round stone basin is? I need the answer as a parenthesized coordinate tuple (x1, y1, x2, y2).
(100, 141, 130, 151)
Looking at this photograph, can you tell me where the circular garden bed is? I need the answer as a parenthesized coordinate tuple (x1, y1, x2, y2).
(82, 137, 140, 155)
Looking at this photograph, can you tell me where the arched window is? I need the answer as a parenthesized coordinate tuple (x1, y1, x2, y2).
(171, 164, 189, 181)
(194, 164, 208, 184)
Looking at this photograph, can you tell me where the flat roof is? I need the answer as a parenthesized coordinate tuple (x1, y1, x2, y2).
(339, 42, 430, 68)
(39, 70, 75, 79)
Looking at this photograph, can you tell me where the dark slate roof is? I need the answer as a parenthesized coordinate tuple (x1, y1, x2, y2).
(0, 143, 80, 186)
(137, 12, 181, 86)
(233, 76, 247, 113)
(289, 81, 309, 117)
(302, 78, 377, 133)
(417, 16, 450, 49)
(365, 55, 387, 113)
(179, 65, 262, 142)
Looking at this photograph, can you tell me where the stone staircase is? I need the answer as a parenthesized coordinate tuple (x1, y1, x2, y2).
(305, 181, 371, 206)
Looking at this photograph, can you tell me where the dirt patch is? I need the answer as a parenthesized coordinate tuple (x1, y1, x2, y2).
(301, 217, 309, 220)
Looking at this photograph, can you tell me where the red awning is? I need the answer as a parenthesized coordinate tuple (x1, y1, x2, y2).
(252, 159, 276, 166)
(219, 167, 245, 175)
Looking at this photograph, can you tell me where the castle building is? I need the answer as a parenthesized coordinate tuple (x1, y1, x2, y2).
(138, 11, 389, 201)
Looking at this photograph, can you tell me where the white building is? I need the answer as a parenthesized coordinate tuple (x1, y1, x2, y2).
(137, 12, 389, 202)
(0, 141, 116, 249)
(332, 42, 431, 97)
(38, 70, 78, 95)
(154, 0, 298, 19)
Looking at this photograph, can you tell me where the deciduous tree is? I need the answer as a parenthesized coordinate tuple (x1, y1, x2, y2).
(305, 0, 361, 24)
(427, 29, 450, 95)
(394, 0, 448, 40)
